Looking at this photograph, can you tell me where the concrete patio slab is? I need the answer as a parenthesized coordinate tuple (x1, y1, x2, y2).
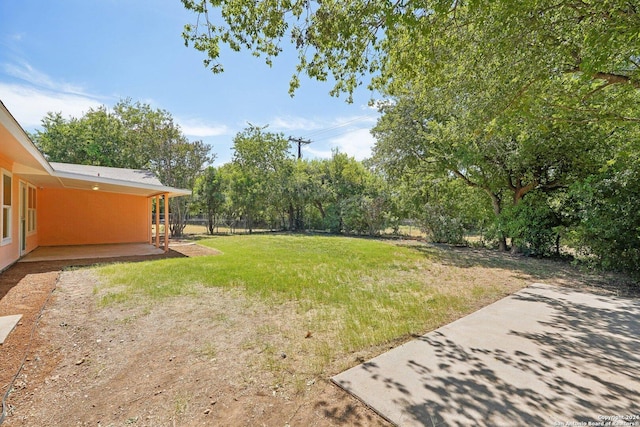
(19, 243, 165, 262)
(332, 283, 640, 427)
(0, 314, 22, 344)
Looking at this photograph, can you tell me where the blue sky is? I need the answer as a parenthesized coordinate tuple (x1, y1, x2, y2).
(0, 0, 380, 165)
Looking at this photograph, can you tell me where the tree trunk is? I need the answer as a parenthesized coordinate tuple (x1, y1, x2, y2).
(510, 181, 536, 254)
(288, 203, 295, 231)
(295, 206, 303, 231)
(485, 189, 508, 251)
(453, 170, 509, 251)
(207, 209, 214, 235)
(314, 201, 326, 219)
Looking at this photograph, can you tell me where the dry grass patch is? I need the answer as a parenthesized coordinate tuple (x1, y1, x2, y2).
(8, 235, 631, 426)
(92, 234, 588, 387)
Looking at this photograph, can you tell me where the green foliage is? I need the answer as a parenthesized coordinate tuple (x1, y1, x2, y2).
(32, 108, 133, 167)
(371, 65, 633, 251)
(181, 0, 640, 277)
(190, 143, 402, 236)
(230, 124, 293, 232)
(193, 166, 225, 234)
(498, 191, 561, 257)
(419, 203, 466, 245)
(182, 0, 640, 104)
(317, 150, 377, 234)
(569, 159, 640, 275)
(341, 194, 390, 236)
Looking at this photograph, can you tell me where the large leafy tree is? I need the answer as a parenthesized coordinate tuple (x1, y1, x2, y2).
(230, 124, 293, 232)
(31, 99, 213, 237)
(183, 0, 640, 272)
(372, 89, 616, 249)
(182, 0, 640, 103)
(307, 150, 385, 234)
(193, 166, 226, 234)
(32, 108, 133, 167)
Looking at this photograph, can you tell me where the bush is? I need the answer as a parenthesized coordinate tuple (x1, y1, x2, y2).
(499, 191, 561, 256)
(569, 164, 640, 276)
(419, 203, 466, 245)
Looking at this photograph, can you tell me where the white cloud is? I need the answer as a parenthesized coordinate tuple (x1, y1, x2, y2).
(301, 127, 377, 160)
(270, 113, 378, 134)
(270, 116, 323, 132)
(177, 118, 231, 137)
(281, 113, 379, 160)
(0, 60, 107, 129)
(8, 33, 25, 42)
(0, 61, 229, 137)
(304, 146, 334, 159)
(3, 60, 92, 96)
(328, 128, 376, 160)
(0, 82, 102, 129)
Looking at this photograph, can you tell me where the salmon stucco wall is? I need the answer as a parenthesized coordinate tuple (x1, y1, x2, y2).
(0, 155, 16, 270)
(38, 188, 150, 246)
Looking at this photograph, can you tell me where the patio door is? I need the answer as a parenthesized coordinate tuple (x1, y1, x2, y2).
(19, 181, 26, 256)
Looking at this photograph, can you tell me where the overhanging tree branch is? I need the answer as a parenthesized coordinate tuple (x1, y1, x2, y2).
(566, 67, 640, 88)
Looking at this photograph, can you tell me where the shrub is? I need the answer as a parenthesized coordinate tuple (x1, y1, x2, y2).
(569, 164, 640, 276)
(499, 191, 561, 256)
(419, 203, 466, 245)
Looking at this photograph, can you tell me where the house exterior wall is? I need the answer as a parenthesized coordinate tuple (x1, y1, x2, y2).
(0, 154, 17, 271)
(38, 188, 150, 246)
(20, 180, 39, 255)
(0, 156, 38, 271)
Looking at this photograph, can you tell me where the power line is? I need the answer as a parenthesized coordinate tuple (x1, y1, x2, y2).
(285, 114, 378, 158)
(302, 114, 377, 139)
(288, 136, 312, 159)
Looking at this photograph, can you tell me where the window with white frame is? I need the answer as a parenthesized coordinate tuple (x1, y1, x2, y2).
(2, 171, 12, 243)
(27, 184, 36, 233)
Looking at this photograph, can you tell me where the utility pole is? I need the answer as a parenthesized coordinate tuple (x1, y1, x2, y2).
(288, 136, 312, 159)
(287, 136, 312, 231)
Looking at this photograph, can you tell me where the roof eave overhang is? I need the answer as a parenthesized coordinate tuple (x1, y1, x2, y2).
(2, 100, 191, 198)
(52, 170, 192, 198)
(0, 100, 55, 175)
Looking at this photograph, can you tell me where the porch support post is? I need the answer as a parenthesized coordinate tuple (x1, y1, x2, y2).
(164, 193, 170, 252)
(149, 197, 153, 245)
(155, 195, 160, 249)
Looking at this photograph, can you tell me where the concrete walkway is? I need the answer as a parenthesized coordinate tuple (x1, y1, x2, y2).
(0, 314, 22, 344)
(332, 283, 640, 426)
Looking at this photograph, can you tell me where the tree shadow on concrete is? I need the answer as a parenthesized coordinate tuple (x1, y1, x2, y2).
(334, 285, 640, 426)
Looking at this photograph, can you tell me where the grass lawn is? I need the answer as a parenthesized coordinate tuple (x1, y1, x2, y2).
(95, 235, 540, 377)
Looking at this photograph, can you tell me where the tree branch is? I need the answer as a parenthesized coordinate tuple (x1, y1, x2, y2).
(566, 67, 640, 88)
(452, 169, 480, 189)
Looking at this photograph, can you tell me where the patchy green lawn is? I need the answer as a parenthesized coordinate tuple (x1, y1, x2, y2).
(97, 235, 521, 356)
(16, 235, 624, 426)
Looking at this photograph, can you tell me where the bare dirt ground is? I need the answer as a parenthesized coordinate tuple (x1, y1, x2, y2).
(1, 244, 387, 427)
(1, 241, 637, 427)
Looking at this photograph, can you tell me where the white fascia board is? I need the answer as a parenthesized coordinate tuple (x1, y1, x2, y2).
(0, 101, 54, 174)
(51, 170, 192, 197)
